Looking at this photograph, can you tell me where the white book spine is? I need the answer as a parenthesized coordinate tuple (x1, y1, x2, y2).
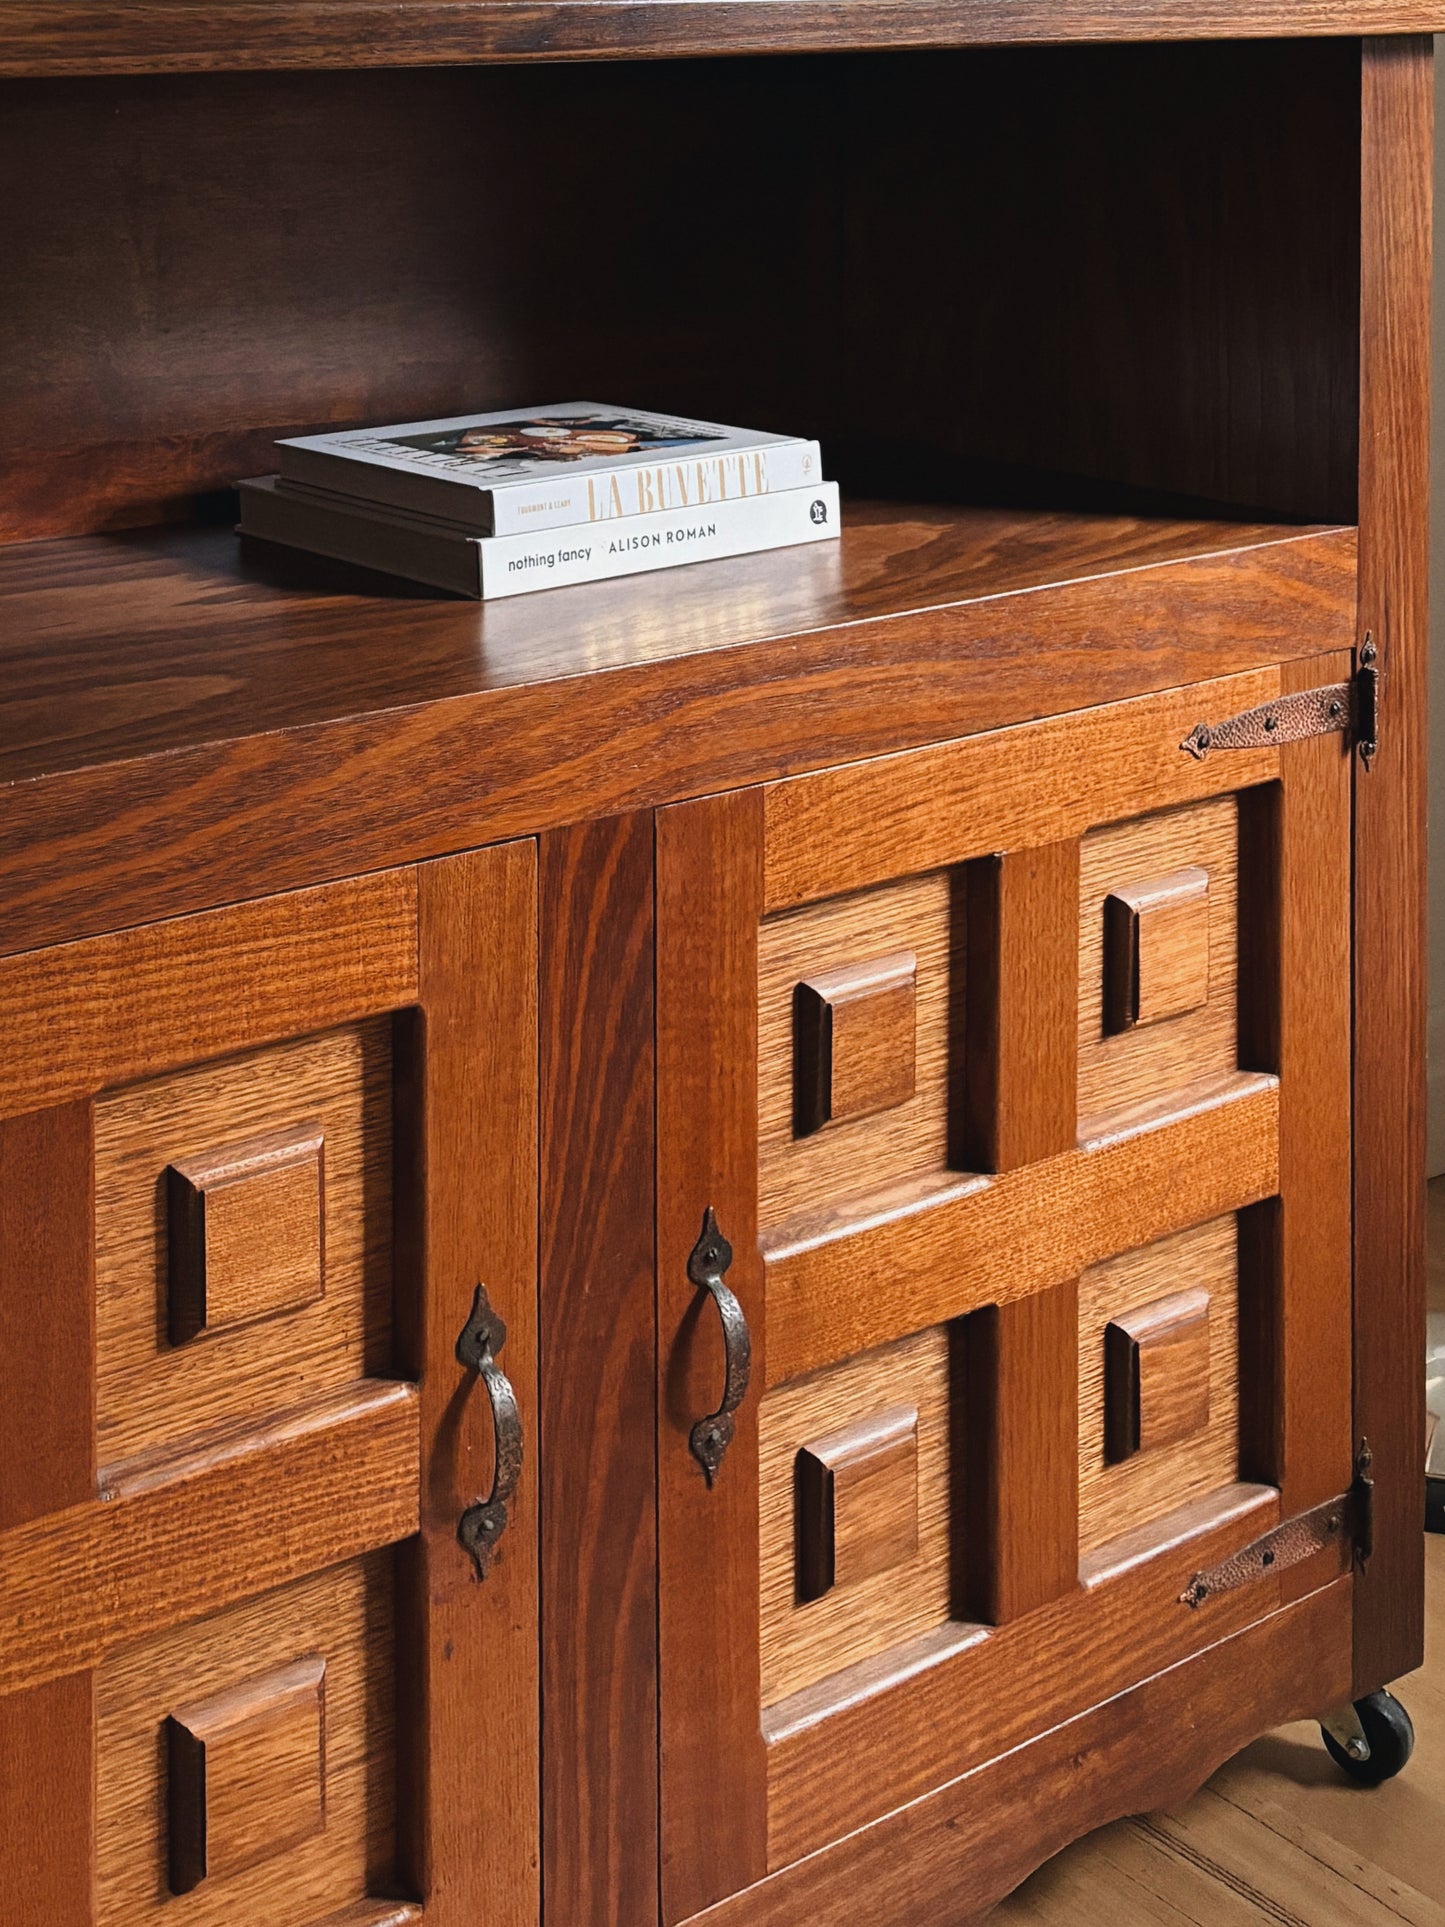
(487, 440, 824, 535)
(476, 483, 839, 598)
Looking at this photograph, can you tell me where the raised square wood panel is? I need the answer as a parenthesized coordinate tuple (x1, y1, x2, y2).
(95, 1021, 393, 1463)
(795, 1404, 921, 1603)
(98, 1556, 390, 1924)
(167, 1123, 326, 1345)
(793, 952, 918, 1136)
(167, 1653, 327, 1894)
(1078, 798, 1238, 1131)
(759, 1326, 952, 1708)
(759, 872, 954, 1230)
(1104, 1283, 1212, 1462)
(1103, 865, 1211, 1034)
(1079, 1216, 1240, 1553)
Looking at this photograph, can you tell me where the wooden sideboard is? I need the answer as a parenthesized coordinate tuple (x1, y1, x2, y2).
(0, 14, 1434, 1926)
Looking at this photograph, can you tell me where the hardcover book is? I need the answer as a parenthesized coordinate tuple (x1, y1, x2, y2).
(238, 475, 841, 599)
(278, 402, 822, 535)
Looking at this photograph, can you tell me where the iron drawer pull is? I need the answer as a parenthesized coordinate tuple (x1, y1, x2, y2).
(455, 1283, 523, 1579)
(687, 1207, 752, 1487)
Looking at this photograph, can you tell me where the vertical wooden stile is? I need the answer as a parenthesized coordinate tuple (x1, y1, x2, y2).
(398, 843, 540, 1927)
(963, 842, 1079, 1173)
(657, 789, 768, 1922)
(0, 1102, 98, 1924)
(1354, 35, 1432, 1695)
(538, 815, 659, 1925)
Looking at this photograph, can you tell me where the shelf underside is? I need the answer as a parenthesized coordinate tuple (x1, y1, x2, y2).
(1, 0, 1442, 76)
(0, 502, 1356, 958)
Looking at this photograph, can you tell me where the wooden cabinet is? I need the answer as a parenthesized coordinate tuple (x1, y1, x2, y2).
(655, 657, 1358, 1920)
(0, 13, 1435, 1927)
(0, 853, 540, 1927)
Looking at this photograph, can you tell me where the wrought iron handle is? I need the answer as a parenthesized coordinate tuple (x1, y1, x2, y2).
(454, 1284, 523, 1579)
(687, 1207, 752, 1486)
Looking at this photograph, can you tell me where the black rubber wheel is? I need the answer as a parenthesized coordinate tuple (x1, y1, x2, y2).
(1321, 1691, 1416, 1787)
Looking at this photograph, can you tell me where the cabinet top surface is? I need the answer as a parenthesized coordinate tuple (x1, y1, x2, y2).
(0, 502, 1340, 789)
(1, 1, 1442, 77)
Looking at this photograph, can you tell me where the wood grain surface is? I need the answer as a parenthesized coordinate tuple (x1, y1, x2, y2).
(0, 867, 416, 1121)
(964, 842, 1078, 1171)
(757, 872, 952, 1229)
(99, 1558, 392, 1924)
(965, 1280, 1079, 1623)
(657, 788, 768, 1922)
(759, 1328, 951, 1705)
(1103, 865, 1212, 1033)
(0, 1101, 94, 1533)
(761, 1484, 1298, 1871)
(693, 1577, 1350, 1925)
(538, 815, 657, 1927)
(1104, 1285, 1213, 1462)
(1353, 34, 1432, 1699)
(0, 1672, 96, 1927)
(166, 1120, 327, 1344)
(763, 1071, 1278, 1387)
(0, 1379, 417, 1696)
(1080, 1219, 1239, 1553)
(766, 666, 1273, 916)
(0, 46, 1358, 534)
(166, 1653, 329, 1893)
(0, 518, 1353, 960)
(1270, 654, 1355, 1599)
(94, 1020, 393, 1462)
(1077, 797, 1239, 1129)
(0, 12, 1413, 99)
(994, 1520, 1445, 1925)
(394, 844, 539, 1927)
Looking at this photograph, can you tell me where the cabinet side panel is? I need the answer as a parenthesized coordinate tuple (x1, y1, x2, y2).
(1355, 33, 1432, 1694)
(539, 815, 658, 1927)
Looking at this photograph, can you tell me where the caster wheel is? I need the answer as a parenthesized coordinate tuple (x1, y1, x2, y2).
(1321, 1691, 1415, 1787)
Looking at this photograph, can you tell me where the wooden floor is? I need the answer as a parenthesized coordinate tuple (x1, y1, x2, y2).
(990, 1180, 1445, 1924)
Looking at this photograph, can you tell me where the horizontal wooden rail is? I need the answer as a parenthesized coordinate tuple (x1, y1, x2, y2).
(763, 666, 1282, 913)
(0, 867, 417, 1121)
(0, 1, 1439, 78)
(0, 1379, 419, 1694)
(763, 1072, 1279, 1387)
(691, 1570, 1350, 1921)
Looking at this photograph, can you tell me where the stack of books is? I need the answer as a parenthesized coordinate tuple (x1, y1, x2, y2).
(238, 402, 840, 599)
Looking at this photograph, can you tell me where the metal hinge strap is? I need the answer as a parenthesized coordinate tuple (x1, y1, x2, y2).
(1180, 1442, 1374, 1609)
(1180, 637, 1378, 768)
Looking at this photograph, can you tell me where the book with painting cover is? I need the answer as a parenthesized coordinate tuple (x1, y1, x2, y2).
(277, 402, 823, 536)
(237, 474, 840, 600)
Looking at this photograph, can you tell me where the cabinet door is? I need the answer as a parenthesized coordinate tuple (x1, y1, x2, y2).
(657, 660, 1357, 1923)
(0, 845, 538, 1927)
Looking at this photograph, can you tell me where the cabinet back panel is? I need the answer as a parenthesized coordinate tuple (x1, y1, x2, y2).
(0, 39, 1359, 539)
